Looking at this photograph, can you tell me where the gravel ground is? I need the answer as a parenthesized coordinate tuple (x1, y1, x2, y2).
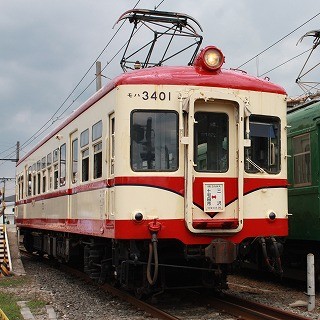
(2, 256, 319, 320)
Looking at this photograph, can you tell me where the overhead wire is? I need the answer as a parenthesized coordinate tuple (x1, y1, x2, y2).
(258, 48, 312, 77)
(237, 12, 320, 69)
(0, 0, 167, 166)
(55, 0, 167, 122)
(17, 0, 142, 154)
(16, 0, 168, 155)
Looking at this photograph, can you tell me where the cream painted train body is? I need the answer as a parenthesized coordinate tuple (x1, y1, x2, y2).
(16, 46, 288, 292)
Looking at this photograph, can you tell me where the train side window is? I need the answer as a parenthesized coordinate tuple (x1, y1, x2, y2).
(41, 157, 46, 169)
(33, 174, 36, 196)
(42, 170, 46, 193)
(27, 166, 32, 196)
(292, 133, 311, 186)
(82, 148, 89, 182)
(47, 153, 52, 166)
(110, 117, 115, 175)
(53, 148, 59, 163)
(48, 167, 53, 190)
(80, 129, 89, 147)
(92, 120, 102, 142)
(94, 142, 102, 179)
(60, 143, 66, 187)
(194, 112, 228, 172)
(131, 110, 178, 171)
(72, 138, 78, 184)
(19, 175, 24, 200)
(37, 172, 41, 194)
(54, 164, 59, 189)
(244, 115, 280, 174)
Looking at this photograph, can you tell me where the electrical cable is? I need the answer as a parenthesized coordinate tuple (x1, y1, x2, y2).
(14, 0, 142, 156)
(258, 48, 312, 77)
(238, 12, 320, 69)
(0, 0, 168, 167)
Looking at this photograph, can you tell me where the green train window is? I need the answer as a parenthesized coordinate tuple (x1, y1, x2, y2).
(292, 133, 311, 186)
(245, 115, 280, 174)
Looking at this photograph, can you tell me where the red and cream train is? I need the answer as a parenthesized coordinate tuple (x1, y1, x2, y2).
(15, 24, 288, 292)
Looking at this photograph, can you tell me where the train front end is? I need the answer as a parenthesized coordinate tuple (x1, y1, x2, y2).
(110, 46, 288, 291)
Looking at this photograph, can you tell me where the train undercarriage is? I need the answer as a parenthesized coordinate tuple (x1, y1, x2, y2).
(22, 230, 234, 296)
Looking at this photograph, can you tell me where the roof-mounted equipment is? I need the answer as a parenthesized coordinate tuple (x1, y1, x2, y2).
(115, 9, 203, 72)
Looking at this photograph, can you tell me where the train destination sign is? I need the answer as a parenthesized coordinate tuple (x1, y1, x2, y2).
(203, 182, 225, 212)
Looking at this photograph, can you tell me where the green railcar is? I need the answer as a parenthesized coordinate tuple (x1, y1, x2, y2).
(286, 99, 320, 281)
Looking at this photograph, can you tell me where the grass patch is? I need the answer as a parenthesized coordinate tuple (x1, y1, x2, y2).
(0, 276, 30, 287)
(0, 292, 22, 320)
(27, 299, 47, 314)
(0, 275, 49, 319)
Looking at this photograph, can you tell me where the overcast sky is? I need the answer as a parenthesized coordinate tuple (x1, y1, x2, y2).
(1, 0, 320, 195)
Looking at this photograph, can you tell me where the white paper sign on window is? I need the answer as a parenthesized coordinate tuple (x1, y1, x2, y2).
(203, 182, 225, 212)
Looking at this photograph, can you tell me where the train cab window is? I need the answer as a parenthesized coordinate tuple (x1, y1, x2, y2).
(194, 112, 228, 172)
(82, 148, 89, 182)
(72, 138, 78, 184)
(292, 133, 311, 186)
(37, 160, 41, 172)
(93, 142, 102, 179)
(60, 144, 66, 187)
(131, 111, 178, 171)
(245, 115, 280, 174)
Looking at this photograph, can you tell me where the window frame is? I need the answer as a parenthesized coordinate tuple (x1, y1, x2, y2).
(130, 110, 179, 172)
(292, 132, 311, 187)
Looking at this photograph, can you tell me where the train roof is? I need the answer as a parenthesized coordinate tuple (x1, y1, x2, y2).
(17, 65, 286, 166)
(287, 99, 320, 134)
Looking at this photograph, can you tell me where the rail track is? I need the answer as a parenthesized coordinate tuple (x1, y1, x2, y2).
(20, 250, 313, 320)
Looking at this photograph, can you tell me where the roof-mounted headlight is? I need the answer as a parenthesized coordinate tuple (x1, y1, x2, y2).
(193, 46, 225, 71)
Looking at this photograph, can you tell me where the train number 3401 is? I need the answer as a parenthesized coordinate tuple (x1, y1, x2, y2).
(142, 91, 171, 101)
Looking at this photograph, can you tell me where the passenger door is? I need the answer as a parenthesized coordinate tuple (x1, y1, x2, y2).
(183, 92, 243, 234)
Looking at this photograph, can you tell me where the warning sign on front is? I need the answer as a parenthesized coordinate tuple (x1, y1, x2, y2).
(203, 182, 225, 212)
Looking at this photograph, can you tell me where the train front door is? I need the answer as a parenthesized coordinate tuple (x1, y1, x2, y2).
(182, 92, 244, 234)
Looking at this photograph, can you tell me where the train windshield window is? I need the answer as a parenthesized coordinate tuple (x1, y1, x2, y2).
(245, 115, 280, 174)
(131, 111, 178, 171)
(292, 133, 311, 186)
(194, 112, 228, 172)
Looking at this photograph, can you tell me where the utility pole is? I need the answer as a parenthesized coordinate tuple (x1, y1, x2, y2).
(96, 61, 102, 91)
(16, 141, 20, 162)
